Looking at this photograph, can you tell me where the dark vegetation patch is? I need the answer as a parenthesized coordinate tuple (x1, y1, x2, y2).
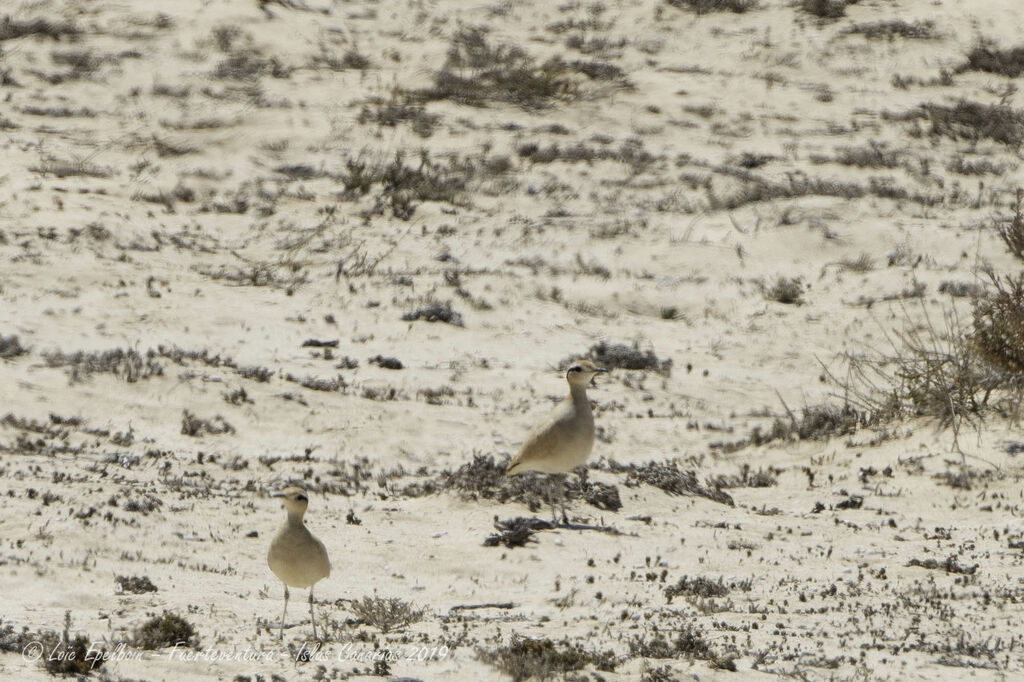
(0, 334, 28, 359)
(339, 151, 468, 219)
(358, 94, 440, 138)
(706, 464, 778, 488)
(181, 410, 235, 437)
(963, 41, 1024, 78)
(349, 596, 423, 633)
(0, 16, 80, 41)
(708, 171, 866, 210)
(971, 270, 1024, 375)
(666, 0, 759, 13)
(517, 138, 658, 174)
(946, 156, 1006, 176)
(578, 339, 672, 375)
(237, 365, 274, 382)
(431, 453, 620, 514)
(799, 0, 858, 19)
(413, 27, 582, 110)
(823, 293, 1024, 435)
(368, 355, 403, 370)
(310, 46, 371, 72)
(43, 347, 164, 383)
(993, 190, 1024, 262)
(478, 635, 617, 681)
(843, 20, 938, 40)
(915, 100, 1024, 147)
(483, 516, 552, 548)
(133, 612, 199, 649)
(401, 301, 464, 326)
(764, 276, 804, 304)
(212, 52, 290, 80)
(664, 575, 753, 603)
(601, 460, 734, 506)
(116, 575, 158, 594)
(0, 612, 105, 675)
(749, 401, 868, 444)
(29, 154, 113, 178)
(907, 556, 978, 575)
(828, 142, 905, 169)
(567, 474, 623, 511)
(284, 373, 348, 393)
(628, 625, 736, 669)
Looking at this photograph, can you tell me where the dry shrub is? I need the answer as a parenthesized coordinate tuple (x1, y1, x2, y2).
(995, 189, 1024, 261)
(971, 270, 1024, 375)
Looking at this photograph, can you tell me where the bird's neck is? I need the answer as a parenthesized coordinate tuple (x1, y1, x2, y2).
(568, 383, 589, 404)
(286, 510, 306, 528)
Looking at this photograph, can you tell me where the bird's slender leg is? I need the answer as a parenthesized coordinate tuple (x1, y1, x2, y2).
(546, 475, 559, 523)
(557, 473, 568, 525)
(309, 587, 318, 641)
(279, 584, 289, 640)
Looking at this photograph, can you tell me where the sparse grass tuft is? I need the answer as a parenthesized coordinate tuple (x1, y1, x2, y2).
(349, 596, 423, 633)
(478, 635, 617, 681)
(133, 612, 199, 649)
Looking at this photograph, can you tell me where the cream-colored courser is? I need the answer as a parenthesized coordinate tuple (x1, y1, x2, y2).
(267, 486, 331, 640)
(506, 360, 607, 520)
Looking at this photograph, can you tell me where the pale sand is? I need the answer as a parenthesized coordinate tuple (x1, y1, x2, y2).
(2, 0, 1024, 679)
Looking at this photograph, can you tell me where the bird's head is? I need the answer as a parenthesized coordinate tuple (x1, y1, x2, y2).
(272, 485, 310, 515)
(565, 359, 608, 387)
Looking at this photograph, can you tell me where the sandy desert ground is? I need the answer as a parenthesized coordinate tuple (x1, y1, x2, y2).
(3, 0, 1024, 679)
